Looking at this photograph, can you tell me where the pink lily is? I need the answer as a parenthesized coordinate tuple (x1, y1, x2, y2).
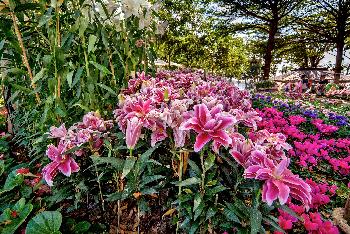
(180, 104, 235, 152)
(43, 142, 80, 186)
(244, 157, 312, 208)
(49, 124, 67, 139)
(126, 117, 142, 149)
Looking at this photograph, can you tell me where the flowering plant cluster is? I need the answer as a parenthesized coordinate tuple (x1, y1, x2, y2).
(253, 94, 350, 233)
(43, 112, 112, 186)
(39, 71, 318, 232)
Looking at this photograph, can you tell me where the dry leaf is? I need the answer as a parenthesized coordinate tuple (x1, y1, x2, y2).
(162, 208, 176, 218)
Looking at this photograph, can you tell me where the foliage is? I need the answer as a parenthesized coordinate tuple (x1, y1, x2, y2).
(255, 80, 275, 89)
(0, 0, 159, 156)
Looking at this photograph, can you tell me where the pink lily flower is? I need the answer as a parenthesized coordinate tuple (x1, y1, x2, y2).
(83, 112, 106, 131)
(180, 104, 235, 152)
(126, 117, 142, 149)
(244, 157, 312, 208)
(49, 124, 67, 139)
(42, 142, 80, 186)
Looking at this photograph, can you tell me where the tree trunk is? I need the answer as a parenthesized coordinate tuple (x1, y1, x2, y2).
(334, 38, 344, 83)
(334, 13, 346, 83)
(263, 20, 278, 80)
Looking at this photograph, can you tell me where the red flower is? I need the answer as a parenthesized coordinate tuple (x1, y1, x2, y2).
(11, 210, 18, 218)
(16, 168, 30, 175)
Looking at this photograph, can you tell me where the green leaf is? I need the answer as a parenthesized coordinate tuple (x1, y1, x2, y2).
(206, 185, 227, 196)
(88, 35, 98, 53)
(139, 144, 159, 165)
(204, 152, 215, 171)
(96, 83, 117, 96)
(206, 207, 217, 220)
(90, 156, 123, 171)
(140, 175, 165, 187)
(188, 159, 201, 176)
(122, 157, 136, 179)
(0, 40, 5, 51)
(250, 208, 262, 234)
(193, 193, 201, 211)
(174, 177, 200, 187)
(66, 71, 74, 88)
(263, 216, 285, 233)
(32, 68, 46, 84)
(72, 67, 84, 88)
(90, 61, 111, 75)
(0, 199, 33, 234)
(279, 205, 303, 221)
(73, 221, 91, 233)
(224, 202, 241, 223)
(0, 160, 4, 177)
(2, 170, 24, 193)
(25, 211, 62, 234)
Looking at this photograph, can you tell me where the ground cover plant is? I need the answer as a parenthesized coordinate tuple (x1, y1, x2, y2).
(253, 94, 350, 233)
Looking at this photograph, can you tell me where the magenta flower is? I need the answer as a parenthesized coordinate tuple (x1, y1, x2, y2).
(42, 143, 80, 186)
(49, 124, 67, 139)
(180, 104, 235, 152)
(126, 117, 142, 149)
(244, 157, 312, 208)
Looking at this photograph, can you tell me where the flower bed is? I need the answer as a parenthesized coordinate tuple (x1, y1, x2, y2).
(254, 94, 350, 233)
(1, 71, 347, 233)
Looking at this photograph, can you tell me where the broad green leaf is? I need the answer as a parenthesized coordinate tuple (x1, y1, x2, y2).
(2, 170, 24, 193)
(90, 61, 111, 75)
(88, 35, 97, 53)
(122, 157, 136, 179)
(32, 68, 46, 84)
(174, 177, 200, 187)
(0, 199, 33, 234)
(204, 152, 215, 171)
(250, 208, 262, 234)
(96, 83, 117, 96)
(25, 211, 62, 234)
(66, 71, 74, 88)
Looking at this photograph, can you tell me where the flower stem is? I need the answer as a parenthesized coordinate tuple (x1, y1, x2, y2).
(200, 149, 205, 195)
(176, 151, 183, 234)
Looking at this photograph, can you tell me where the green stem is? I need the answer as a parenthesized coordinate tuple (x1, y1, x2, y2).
(94, 163, 105, 211)
(176, 151, 183, 234)
(200, 149, 205, 195)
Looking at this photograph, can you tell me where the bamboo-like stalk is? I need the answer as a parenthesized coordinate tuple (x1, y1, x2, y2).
(10, 12, 40, 103)
(55, 5, 61, 99)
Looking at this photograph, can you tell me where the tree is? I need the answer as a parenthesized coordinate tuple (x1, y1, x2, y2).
(215, 0, 305, 79)
(300, 0, 350, 82)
